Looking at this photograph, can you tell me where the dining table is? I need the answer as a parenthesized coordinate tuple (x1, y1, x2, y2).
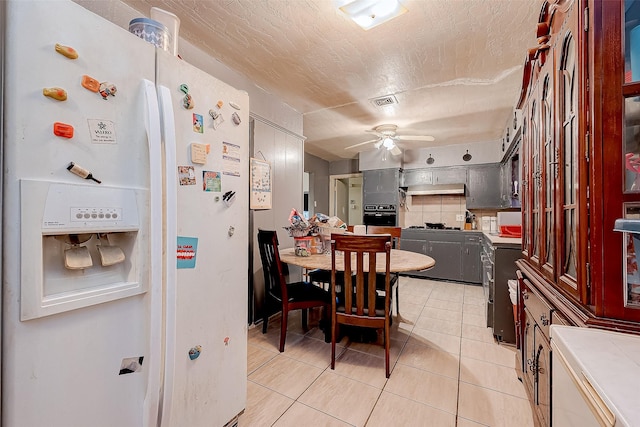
(279, 247, 435, 326)
(279, 247, 435, 273)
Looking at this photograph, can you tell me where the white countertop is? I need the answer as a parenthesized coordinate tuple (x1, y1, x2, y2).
(483, 232, 521, 246)
(551, 325, 640, 426)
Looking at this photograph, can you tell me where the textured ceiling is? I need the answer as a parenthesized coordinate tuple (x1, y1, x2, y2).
(119, 0, 540, 161)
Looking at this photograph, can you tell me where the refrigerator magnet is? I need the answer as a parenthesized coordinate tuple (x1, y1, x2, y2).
(229, 101, 240, 110)
(81, 75, 100, 92)
(98, 82, 117, 99)
(87, 119, 117, 144)
(178, 166, 196, 186)
(203, 171, 221, 192)
(191, 143, 208, 164)
(192, 113, 203, 133)
(53, 122, 74, 139)
(177, 236, 198, 269)
(231, 112, 241, 125)
(43, 87, 67, 101)
(54, 43, 78, 59)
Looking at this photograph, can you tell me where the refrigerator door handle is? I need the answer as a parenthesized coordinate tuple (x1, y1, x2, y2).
(157, 84, 178, 425)
(142, 78, 163, 427)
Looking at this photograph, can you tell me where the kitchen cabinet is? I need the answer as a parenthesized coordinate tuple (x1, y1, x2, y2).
(363, 168, 400, 205)
(466, 164, 502, 209)
(515, 1, 640, 423)
(462, 235, 482, 283)
(402, 167, 466, 187)
(400, 230, 482, 283)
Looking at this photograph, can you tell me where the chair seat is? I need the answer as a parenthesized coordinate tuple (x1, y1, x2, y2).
(284, 281, 331, 303)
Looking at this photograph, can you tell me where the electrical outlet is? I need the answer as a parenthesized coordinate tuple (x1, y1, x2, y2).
(456, 214, 465, 222)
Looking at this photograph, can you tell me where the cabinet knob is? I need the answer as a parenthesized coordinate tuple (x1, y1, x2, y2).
(540, 313, 549, 326)
(522, 290, 529, 300)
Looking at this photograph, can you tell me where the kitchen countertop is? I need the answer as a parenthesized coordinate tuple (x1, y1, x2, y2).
(483, 232, 521, 246)
(551, 325, 640, 426)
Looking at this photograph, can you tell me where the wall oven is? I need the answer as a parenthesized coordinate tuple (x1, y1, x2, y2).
(363, 204, 397, 226)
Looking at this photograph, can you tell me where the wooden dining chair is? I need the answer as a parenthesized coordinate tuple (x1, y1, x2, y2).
(257, 229, 331, 352)
(366, 226, 402, 315)
(330, 233, 393, 377)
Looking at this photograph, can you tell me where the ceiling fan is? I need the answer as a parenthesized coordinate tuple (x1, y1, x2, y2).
(344, 124, 435, 156)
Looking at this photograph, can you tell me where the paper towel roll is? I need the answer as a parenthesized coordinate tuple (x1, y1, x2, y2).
(353, 225, 366, 235)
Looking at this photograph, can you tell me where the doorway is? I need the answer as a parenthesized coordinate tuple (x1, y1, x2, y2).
(329, 173, 363, 225)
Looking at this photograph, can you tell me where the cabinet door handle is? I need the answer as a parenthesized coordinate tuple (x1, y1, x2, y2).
(522, 290, 529, 300)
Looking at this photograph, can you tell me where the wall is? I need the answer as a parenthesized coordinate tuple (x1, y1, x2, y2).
(403, 140, 503, 169)
(330, 158, 359, 175)
(304, 153, 329, 216)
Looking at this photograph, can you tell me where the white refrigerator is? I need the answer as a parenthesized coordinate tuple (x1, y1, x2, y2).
(1, 1, 249, 426)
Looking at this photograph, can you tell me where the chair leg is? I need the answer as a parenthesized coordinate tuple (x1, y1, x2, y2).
(395, 280, 400, 315)
(331, 315, 337, 370)
(385, 316, 391, 378)
(262, 304, 269, 334)
(279, 308, 288, 352)
(302, 308, 308, 331)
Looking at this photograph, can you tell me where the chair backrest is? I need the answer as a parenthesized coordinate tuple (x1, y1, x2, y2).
(366, 226, 402, 249)
(331, 234, 391, 318)
(257, 229, 288, 302)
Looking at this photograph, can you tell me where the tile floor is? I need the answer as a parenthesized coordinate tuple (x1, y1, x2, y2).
(241, 277, 534, 426)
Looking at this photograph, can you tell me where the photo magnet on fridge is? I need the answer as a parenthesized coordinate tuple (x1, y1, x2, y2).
(203, 171, 221, 192)
(178, 165, 196, 186)
(193, 113, 204, 133)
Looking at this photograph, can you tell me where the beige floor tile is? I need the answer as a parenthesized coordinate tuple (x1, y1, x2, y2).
(429, 290, 464, 303)
(462, 303, 484, 317)
(456, 416, 489, 426)
(414, 316, 462, 337)
(424, 298, 463, 312)
(396, 299, 425, 318)
(459, 356, 527, 398)
(332, 348, 390, 389)
(366, 391, 456, 427)
(420, 306, 463, 323)
(397, 340, 460, 379)
(272, 402, 352, 427)
(346, 332, 404, 363)
(384, 364, 459, 414)
(282, 335, 342, 369)
(248, 322, 306, 353)
(461, 324, 496, 344)
(458, 382, 534, 427)
(298, 371, 381, 426)
(464, 285, 484, 299)
(462, 312, 486, 327)
(460, 338, 517, 368)
(239, 381, 294, 427)
(248, 343, 279, 374)
(463, 295, 486, 306)
(409, 328, 462, 355)
(248, 354, 324, 399)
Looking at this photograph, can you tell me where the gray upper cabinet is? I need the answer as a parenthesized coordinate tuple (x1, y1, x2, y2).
(466, 164, 502, 209)
(433, 167, 467, 185)
(363, 169, 400, 205)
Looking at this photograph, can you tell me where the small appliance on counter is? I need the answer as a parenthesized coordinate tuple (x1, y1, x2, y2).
(497, 211, 522, 238)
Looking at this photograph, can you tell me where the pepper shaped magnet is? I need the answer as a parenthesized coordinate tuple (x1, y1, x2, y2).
(55, 43, 78, 59)
(43, 87, 67, 101)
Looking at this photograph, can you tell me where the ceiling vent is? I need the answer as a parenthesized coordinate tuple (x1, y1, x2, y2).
(370, 95, 398, 107)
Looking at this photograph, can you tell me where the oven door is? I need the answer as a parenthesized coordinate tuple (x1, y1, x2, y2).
(363, 212, 397, 226)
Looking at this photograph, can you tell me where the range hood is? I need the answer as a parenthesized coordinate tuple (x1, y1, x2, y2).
(404, 183, 466, 195)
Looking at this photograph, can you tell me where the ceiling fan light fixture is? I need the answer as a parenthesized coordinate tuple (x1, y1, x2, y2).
(338, 0, 407, 30)
(382, 137, 395, 149)
(463, 150, 472, 162)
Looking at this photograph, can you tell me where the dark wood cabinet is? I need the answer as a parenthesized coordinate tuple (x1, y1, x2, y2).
(516, 0, 640, 424)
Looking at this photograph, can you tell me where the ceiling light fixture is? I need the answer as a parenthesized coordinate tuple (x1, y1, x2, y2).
(463, 150, 472, 162)
(382, 137, 395, 150)
(338, 0, 408, 30)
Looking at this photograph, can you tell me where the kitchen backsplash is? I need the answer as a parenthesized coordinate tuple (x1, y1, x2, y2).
(399, 194, 498, 229)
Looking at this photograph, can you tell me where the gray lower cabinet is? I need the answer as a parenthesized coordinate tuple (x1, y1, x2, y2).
(462, 235, 482, 283)
(401, 230, 482, 283)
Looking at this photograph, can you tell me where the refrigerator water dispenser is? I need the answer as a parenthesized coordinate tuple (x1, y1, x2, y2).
(20, 180, 149, 320)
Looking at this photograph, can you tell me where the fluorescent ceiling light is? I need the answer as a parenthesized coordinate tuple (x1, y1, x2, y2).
(339, 0, 408, 30)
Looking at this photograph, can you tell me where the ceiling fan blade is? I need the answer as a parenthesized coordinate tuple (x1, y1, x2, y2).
(344, 138, 379, 150)
(390, 145, 402, 156)
(396, 135, 435, 142)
